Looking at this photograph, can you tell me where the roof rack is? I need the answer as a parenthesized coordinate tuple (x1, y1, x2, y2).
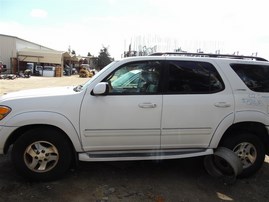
(150, 52, 268, 62)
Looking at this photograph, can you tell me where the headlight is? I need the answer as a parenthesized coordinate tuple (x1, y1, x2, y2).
(0, 106, 11, 120)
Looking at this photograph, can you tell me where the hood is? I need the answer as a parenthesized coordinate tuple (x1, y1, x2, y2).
(0, 86, 77, 102)
(0, 85, 84, 127)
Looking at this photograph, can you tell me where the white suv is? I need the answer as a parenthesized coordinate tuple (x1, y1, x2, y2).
(0, 53, 269, 180)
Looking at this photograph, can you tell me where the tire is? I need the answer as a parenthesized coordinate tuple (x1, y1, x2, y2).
(11, 127, 73, 181)
(221, 132, 265, 178)
(204, 147, 243, 184)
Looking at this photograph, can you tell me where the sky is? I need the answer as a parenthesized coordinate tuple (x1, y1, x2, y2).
(1, 0, 269, 59)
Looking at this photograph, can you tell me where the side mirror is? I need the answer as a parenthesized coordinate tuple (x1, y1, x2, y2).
(93, 82, 108, 95)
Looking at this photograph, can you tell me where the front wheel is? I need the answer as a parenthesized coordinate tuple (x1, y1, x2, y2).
(11, 127, 73, 181)
(221, 132, 265, 178)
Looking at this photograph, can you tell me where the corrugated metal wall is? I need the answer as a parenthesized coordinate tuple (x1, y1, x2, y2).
(0, 35, 16, 70)
(0, 34, 54, 72)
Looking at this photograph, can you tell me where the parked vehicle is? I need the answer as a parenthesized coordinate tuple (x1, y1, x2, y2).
(42, 66, 55, 77)
(0, 53, 269, 181)
(26, 63, 34, 74)
(0, 61, 3, 73)
(0, 61, 6, 73)
(35, 65, 43, 76)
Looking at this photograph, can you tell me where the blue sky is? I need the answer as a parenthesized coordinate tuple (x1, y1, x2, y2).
(1, 0, 269, 59)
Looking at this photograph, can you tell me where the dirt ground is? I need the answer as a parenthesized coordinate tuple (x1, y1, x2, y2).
(0, 75, 89, 95)
(0, 76, 269, 202)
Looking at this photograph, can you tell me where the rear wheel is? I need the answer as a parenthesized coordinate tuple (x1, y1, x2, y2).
(11, 127, 73, 181)
(221, 132, 265, 178)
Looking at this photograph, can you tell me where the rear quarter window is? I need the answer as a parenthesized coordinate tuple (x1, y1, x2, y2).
(230, 64, 269, 92)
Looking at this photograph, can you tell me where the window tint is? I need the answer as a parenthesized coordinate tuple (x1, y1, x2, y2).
(231, 64, 269, 92)
(103, 61, 161, 95)
(166, 61, 224, 94)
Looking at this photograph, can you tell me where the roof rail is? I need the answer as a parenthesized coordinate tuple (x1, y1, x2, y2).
(150, 52, 268, 62)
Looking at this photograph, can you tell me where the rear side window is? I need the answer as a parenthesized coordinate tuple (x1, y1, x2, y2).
(231, 64, 269, 92)
(166, 61, 225, 94)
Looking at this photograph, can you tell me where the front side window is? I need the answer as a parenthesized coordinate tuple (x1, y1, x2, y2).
(231, 64, 269, 92)
(103, 61, 162, 95)
(166, 61, 224, 94)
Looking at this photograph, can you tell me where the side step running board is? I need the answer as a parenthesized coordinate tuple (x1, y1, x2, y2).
(79, 149, 213, 162)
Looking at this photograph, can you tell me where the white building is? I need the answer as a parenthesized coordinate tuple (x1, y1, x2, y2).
(0, 34, 77, 74)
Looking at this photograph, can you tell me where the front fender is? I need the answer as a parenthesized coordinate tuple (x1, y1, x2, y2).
(4, 111, 83, 152)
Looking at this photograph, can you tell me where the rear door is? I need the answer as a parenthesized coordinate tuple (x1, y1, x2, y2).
(161, 60, 234, 148)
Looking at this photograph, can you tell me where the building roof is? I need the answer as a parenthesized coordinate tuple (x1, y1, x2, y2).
(18, 48, 65, 64)
(0, 34, 54, 51)
(1, 34, 80, 64)
(17, 48, 79, 64)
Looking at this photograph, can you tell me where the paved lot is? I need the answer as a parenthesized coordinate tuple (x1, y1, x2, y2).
(0, 76, 269, 202)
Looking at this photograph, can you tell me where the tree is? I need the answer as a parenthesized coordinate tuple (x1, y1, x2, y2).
(87, 52, 92, 56)
(71, 50, 76, 55)
(97, 46, 114, 69)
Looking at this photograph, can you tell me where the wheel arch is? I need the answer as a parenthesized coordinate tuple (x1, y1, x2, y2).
(218, 122, 269, 155)
(5, 124, 70, 151)
(3, 111, 83, 153)
(4, 124, 79, 169)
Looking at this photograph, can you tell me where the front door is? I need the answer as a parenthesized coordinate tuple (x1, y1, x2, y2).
(80, 60, 163, 151)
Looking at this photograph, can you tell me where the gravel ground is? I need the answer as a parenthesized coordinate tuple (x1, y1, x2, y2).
(0, 75, 269, 202)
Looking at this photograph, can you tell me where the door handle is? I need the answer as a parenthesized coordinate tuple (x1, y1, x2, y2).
(138, 103, 157, 108)
(214, 102, 231, 108)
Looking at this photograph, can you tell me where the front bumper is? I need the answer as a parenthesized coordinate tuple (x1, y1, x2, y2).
(0, 125, 18, 154)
